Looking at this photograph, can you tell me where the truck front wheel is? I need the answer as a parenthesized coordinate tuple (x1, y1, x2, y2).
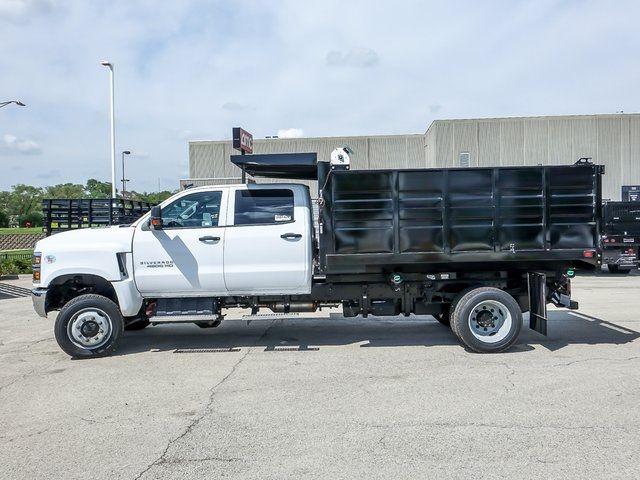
(450, 287, 522, 353)
(54, 294, 124, 358)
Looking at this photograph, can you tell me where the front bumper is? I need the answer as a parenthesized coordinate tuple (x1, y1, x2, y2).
(31, 288, 48, 318)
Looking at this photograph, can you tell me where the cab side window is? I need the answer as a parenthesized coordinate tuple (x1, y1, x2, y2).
(234, 189, 294, 225)
(161, 191, 222, 229)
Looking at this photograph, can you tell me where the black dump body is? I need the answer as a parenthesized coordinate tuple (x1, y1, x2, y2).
(317, 162, 603, 275)
(602, 201, 640, 237)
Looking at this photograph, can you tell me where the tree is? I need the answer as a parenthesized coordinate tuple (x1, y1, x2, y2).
(0, 210, 9, 228)
(0, 191, 11, 215)
(6, 184, 44, 216)
(129, 190, 175, 205)
(18, 211, 44, 227)
(45, 183, 85, 199)
(85, 179, 112, 198)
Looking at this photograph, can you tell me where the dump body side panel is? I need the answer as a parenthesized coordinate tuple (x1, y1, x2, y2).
(318, 163, 602, 275)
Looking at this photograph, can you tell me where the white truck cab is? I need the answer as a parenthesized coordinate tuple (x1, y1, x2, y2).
(32, 183, 314, 357)
(132, 183, 313, 297)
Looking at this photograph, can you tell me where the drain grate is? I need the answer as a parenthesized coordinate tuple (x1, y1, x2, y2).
(269, 346, 319, 352)
(173, 347, 241, 353)
(242, 313, 300, 319)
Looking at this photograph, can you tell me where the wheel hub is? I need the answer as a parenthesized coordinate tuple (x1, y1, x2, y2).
(68, 309, 112, 349)
(469, 300, 511, 342)
(80, 320, 100, 337)
(475, 310, 495, 328)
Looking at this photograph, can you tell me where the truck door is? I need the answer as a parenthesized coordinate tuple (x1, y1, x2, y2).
(223, 185, 312, 295)
(132, 189, 228, 296)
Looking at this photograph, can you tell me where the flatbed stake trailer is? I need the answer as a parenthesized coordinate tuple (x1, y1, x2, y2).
(31, 150, 603, 357)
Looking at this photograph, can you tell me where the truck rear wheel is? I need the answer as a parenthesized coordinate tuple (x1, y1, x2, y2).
(54, 294, 124, 358)
(450, 287, 522, 353)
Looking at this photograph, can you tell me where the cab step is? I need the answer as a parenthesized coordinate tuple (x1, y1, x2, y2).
(151, 298, 219, 323)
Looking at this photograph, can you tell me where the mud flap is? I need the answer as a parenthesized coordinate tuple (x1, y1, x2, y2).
(528, 272, 547, 335)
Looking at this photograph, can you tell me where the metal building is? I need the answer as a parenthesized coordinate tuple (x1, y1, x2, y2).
(188, 113, 640, 200)
(426, 113, 640, 200)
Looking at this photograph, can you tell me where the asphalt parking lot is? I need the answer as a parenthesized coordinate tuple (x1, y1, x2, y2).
(1, 273, 639, 479)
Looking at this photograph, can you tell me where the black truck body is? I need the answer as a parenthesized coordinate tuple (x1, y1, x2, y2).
(316, 161, 602, 276)
(601, 201, 640, 272)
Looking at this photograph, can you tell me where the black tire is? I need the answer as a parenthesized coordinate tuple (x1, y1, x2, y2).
(195, 320, 222, 329)
(449, 287, 477, 339)
(124, 318, 150, 331)
(54, 294, 124, 358)
(450, 287, 522, 353)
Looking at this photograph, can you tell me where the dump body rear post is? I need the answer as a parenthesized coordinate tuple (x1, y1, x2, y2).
(32, 148, 604, 357)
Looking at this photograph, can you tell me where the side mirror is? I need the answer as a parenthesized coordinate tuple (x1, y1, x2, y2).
(149, 205, 162, 230)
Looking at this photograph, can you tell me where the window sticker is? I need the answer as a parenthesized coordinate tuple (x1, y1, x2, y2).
(275, 214, 292, 222)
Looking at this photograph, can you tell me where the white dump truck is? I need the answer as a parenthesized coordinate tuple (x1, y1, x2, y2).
(32, 151, 601, 357)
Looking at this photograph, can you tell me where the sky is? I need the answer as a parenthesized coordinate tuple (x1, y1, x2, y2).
(0, 0, 639, 192)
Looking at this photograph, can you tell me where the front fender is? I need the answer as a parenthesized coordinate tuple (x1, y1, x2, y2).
(42, 253, 143, 317)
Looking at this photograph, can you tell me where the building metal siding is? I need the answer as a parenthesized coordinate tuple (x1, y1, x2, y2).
(425, 114, 640, 200)
(189, 114, 639, 202)
(189, 134, 425, 196)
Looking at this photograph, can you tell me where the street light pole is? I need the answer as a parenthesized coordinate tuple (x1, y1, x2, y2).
(121, 150, 131, 199)
(101, 61, 117, 198)
(0, 100, 26, 109)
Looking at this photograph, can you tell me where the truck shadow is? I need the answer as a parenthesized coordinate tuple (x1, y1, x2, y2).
(114, 310, 640, 356)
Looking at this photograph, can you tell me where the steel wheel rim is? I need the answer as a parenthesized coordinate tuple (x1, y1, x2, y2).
(68, 308, 112, 349)
(468, 300, 512, 344)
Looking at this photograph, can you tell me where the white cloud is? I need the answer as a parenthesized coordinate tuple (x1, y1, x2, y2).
(0, 0, 55, 23)
(277, 128, 305, 139)
(222, 102, 250, 112)
(2, 134, 41, 154)
(326, 47, 379, 68)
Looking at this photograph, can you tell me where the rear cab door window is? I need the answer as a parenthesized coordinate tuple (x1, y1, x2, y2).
(233, 189, 294, 225)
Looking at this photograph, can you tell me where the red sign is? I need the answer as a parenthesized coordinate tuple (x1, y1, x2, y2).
(232, 127, 253, 154)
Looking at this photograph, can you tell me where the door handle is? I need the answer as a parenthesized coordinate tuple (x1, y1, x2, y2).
(199, 236, 221, 242)
(281, 233, 302, 239)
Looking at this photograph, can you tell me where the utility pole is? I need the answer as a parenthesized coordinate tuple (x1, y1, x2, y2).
(101, 61, 117, 198)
